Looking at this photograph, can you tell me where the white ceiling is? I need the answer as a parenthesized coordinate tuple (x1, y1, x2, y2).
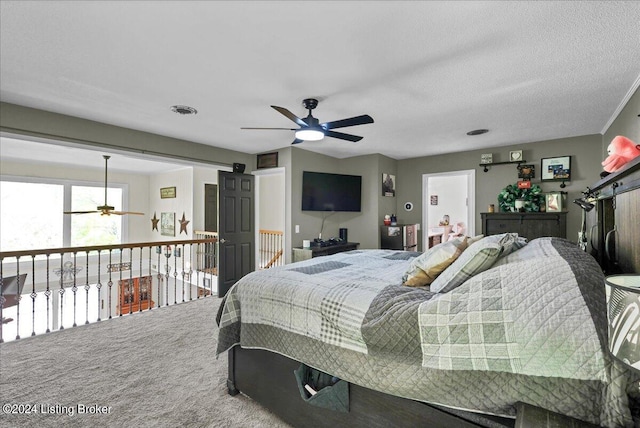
(1, 1, 640, 167)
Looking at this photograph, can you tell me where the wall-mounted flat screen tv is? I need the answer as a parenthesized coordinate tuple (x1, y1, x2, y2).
(302, 171, 362, 212)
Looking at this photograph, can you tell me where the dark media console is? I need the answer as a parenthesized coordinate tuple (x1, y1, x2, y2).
(310, 238, 343, 248)
(292, 242, 360, 262)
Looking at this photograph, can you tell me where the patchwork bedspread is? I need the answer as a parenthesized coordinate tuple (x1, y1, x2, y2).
(217, 238, 637, 427)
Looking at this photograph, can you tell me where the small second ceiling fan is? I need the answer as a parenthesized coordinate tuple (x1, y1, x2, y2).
(242, 98, 374, 145)
(64, 155, 144, 216)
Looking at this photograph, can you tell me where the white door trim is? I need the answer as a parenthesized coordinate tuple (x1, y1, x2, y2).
(421, 169, 476, 251)
(252, 167, 286, 269)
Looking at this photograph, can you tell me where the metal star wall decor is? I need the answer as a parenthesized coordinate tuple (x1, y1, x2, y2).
(151, 212, 159, 231)
(179, 212, 190, 235)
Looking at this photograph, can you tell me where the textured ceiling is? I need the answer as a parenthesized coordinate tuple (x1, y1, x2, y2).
(1, 1, 640, 165)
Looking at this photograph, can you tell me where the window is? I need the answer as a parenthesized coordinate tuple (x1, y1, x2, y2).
(0, 181, 64, 251)
(71, 186, 122, 246)
(0, 178, 125, 252)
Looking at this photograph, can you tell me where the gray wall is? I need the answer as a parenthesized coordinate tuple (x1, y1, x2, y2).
(284, 149, 398, 250)
(396, 134, 604, 246)
(0, 102, 254, 169)
(3, 83, 638, 256)
(602, 86, 640, 155)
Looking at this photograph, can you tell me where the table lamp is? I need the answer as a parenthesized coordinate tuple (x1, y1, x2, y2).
(605, 274, 640, 371)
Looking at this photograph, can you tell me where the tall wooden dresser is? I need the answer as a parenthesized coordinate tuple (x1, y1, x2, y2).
(481, 212, 567, 240)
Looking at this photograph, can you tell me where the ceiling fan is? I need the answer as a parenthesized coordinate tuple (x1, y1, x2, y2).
(64, 155, 144, 216)
(242, 98, 374, 145)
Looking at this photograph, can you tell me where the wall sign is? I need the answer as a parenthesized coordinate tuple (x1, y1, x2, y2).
(160, 186, 176, 199)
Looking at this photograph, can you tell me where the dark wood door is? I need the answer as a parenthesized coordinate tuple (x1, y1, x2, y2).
(218, 171, 255, 297)
(614, 190, 640, 273)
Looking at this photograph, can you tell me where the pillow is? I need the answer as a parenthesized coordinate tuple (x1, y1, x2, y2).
(402, 237, 468, 287)
(430, 233, 520, 293)
(476, 233, 527, 258)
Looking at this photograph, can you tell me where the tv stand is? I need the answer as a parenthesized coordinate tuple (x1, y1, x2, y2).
(292, 242, 359, 262)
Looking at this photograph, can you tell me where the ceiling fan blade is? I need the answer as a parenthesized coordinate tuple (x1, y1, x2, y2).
(324, 130, 363, 142)
(321, 114, 374, 130)
(110, 211, 145, 216)
(241, 127, 296, 130)
(271, 106, 308, 127)
(291, 139, 304, 145)
(64, 210, 99, 215)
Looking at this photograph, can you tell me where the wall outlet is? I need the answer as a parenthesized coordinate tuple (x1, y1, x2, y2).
(295, 225, 300, 233)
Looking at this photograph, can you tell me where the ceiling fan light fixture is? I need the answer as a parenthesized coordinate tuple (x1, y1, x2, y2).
(295, 128, 325, 141)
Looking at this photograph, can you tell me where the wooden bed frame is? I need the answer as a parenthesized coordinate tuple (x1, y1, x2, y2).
(226, 345, 516, 428)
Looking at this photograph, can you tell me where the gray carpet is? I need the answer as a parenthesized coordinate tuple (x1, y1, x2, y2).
(0, 297, 291, 428)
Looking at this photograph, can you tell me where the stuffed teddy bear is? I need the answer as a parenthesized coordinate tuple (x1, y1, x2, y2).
(602, 135, 640, 174)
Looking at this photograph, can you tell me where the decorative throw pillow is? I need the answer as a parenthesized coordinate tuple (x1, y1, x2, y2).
(402, 237, 468, 287)
(430, 233, 520, 293)
(476, 233, 526, 258)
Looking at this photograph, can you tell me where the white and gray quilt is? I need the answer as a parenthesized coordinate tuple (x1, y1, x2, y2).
(217, 238, 638, 427)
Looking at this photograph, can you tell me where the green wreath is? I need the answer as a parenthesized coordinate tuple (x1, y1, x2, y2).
(497, 183, 543, 212)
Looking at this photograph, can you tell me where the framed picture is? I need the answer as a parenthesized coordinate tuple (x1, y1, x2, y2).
(541, 156, 571, 182)
(160, 186, 176, 199)
(161, 212, 175, 237)
(509, 150, 523, 162)
(480, 153, 493, 164)
(387, 226, 401, 237)
(382, 173, 395, 197)
(257, 152, 278, 169)
(518, 164, 535, 180)
(545, 192, 566, 212)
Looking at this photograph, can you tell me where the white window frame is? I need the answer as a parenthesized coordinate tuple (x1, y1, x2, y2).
(1, 174, 130, 248)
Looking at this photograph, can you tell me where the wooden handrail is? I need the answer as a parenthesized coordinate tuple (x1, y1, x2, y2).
(259, 229, 283, 236)
(194, 230, 218, 236)
(0, 237, 217, 259)
(264, 249, 283, 269)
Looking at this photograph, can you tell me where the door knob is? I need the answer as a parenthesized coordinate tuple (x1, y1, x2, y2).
(219, 238, 227, 244)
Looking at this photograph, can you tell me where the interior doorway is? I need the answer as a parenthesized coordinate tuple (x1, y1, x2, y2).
(422, 170, 475, 250)
(253, 167, 286, 269)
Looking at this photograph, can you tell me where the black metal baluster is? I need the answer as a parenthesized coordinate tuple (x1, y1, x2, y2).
(156, 247, 161, 308)
(72, 252, 78, 327)
(138, 247, 143, 312)
(128, 248, 133, 315)
(84, 251, 90, 324)
(181, 244, 186, 303)
(108, 250, 113, 319)
(14, 256, 21, 340)
(30, 255, 37, 336)
(45, 255, 51, 333)
(148, 247, 153, 311)
(0, 260, 4, 343)
(174, 248, 178, 305)
(188, 243, 193, 301)
(59, 255, 65, 330)
(96, 250, 102, 322)
(195, 242, 201, 299)
(165, 246, 170, 306)
(119, 250, 125, 316)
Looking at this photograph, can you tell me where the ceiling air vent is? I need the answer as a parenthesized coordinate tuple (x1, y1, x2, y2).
(170, 105, 198, 115)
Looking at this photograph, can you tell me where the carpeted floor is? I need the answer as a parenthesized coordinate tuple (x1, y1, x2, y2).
(0, 297, 291, 428)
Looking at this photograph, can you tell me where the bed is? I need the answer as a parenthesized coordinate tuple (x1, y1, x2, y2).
(216, 236, 638, 427)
